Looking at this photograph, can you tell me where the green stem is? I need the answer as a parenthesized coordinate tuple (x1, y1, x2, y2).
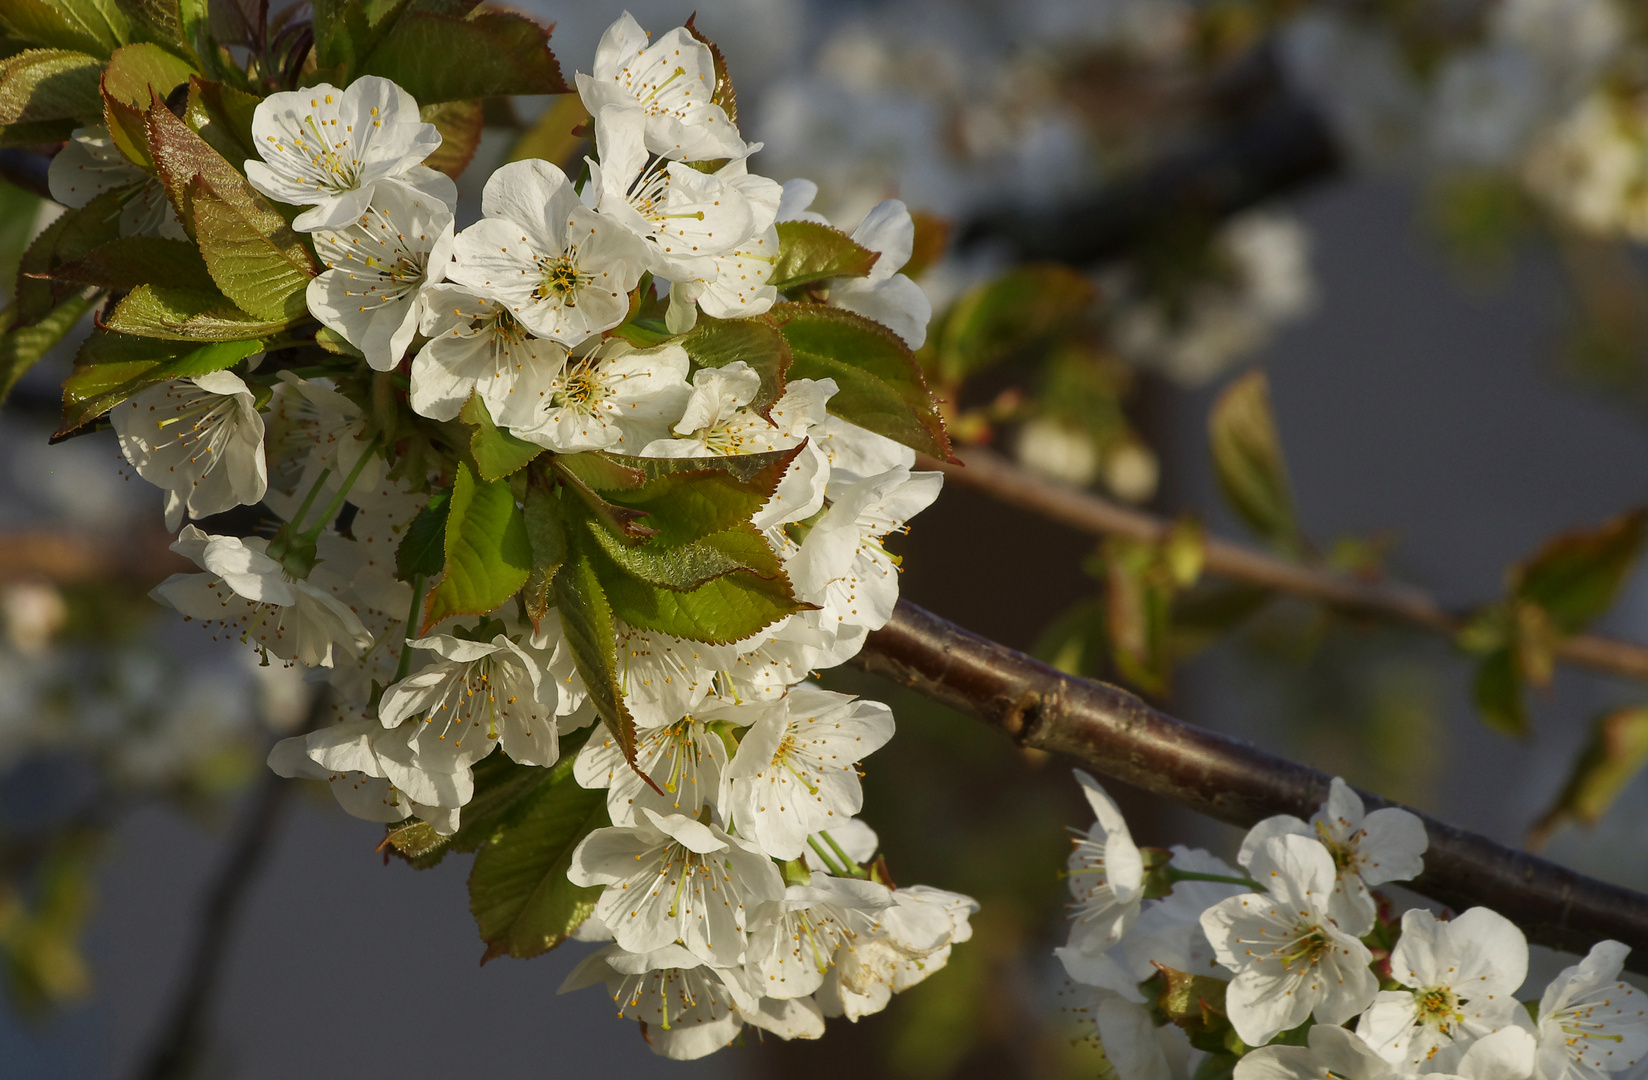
(392, 574, 426, 685)
(819, 829, 865, 877)
(299, 437, 380, 540)
(286, 466, 332, 536)
(1168, 868, 1263, 891)
(806, 835, 849, 877)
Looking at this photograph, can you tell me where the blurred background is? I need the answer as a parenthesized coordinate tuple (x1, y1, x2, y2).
(6, 0, 1648, 1076)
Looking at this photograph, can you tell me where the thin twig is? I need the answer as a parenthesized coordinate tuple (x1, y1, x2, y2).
(924, 446, 1648, 682)
(854, 600, 1648, 970)
(131, 691, 325, 1080)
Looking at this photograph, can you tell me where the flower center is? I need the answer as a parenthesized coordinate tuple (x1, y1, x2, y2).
(1416, 985, 1464, 1033)
(551, 363, 605, 413)
(1278, 925, 1333, 970)
(535, 253, 591, 304)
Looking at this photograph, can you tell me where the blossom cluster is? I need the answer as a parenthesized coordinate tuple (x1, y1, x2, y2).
(1058, 771, 1648, 1080)
(71, 12, 975, 1060)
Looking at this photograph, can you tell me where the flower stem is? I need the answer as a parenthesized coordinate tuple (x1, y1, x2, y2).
(287, 466, 333, 536)
(819, 829, 866, 878)
(298, 437, 380, 540)
(1167, 867, 1263, 891)
(392, 574, 426, 685)
(806, 835, 849, 877)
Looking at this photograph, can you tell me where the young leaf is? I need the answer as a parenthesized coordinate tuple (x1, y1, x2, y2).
(422, 461, 531, 631)
(15, 188, 122, 324)
(182, 75, 259, 164)
(1473, 647, 1527, 739)
(358, 10, 567, 103)
(47, 235, 217, 293)
(769, 221, 879, 293)
(551, 455, 656, 541)
(505, 93, 588, 170)
(0, 48, 104, 136)
(189, 175, 316, 321)
(468, 753, 608, 962)
(930, 264, 1093, 385)
(772, 303, 950, 459)
(1208, 370, 1298, 551)
(103, 282, 288, 340)
(1510, 509, 1647, 635)
(679, 314, 790, 417)
(145, 95, 262, 241)
(58, 331, 262, 434)
(385, 749, 575, 869)
(0, 290, 95, 407)
(553, 545, 636, 766)
(100, 42, 195, 166)
(1528, 705, 1648, 848)
(0, 0, 129, 57)
(420, 98, 483, 179)
(588, 521, 785, 593)
(683, 14, 736, 124)
(395, 487, 451, 581)
(522, 476, 565, 628)
(589, 535, 805, 644)
(597, 446, 800, 547)
(459, 392, 543, 482)
(1104, 537, 1172, 698)
(1153, 963, 1232, 1050)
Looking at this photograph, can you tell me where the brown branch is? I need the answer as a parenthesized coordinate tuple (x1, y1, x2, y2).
(855, 600, 1648, 970)
(924, 446, 1648, 682)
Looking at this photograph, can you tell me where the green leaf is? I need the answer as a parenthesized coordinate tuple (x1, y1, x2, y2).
(468, 752, 608, 962)
(553, 545, 636, 765)
(772, 303, 950, 459)
(1529, 705, 1648, 847)
(15, 187, 122, 324)
(1153, 963, 1232, 1050)
(0, 290, 93, 407)
(551, 454, 656, 541)
(505, 93, 587, 169)
(190, 175, 315, 320)
(595, 447, 798, 547)
(1103, 538, 1173, 698)
(104, 283, 288, 340)
(422, 461, 530, 631)
(459, 392, 543, 481)
(589, 520, 784, 593)
(421, 98, 483, 179)
(1033, 597, 1109, 678)
(522, 475, 565, 628)
(145, 95, 264, 242)
(587, 530, 805, 644)
(0, 0, 128, 57)
(930, 264, 1093, 384)
(182, 75, 259, 165)
(309, 0, 379, 74)
(58, 331, 261, 433)
(679, 314, 790, 417)
(395, 487, 450, 581)
(47, 235, 216, 292)
(1208, 370, 1298, 550)
(769, 221, 879, 293)
(1473, 647, 1527, 738)
(99, 42, 195, 167)
(0, 48, 102, 131)
(385, 747, 574, 869)
(314, 326, 363, 358)
(1510, 509, 1646, 634)
(358, 10, 567, 103)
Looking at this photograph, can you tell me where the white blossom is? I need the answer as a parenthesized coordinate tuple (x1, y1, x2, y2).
(522, 340, 692, 453)
(574, 708, 730, 826)
(744, 875, 898, 1000)
(411, 283, 570, 430)
(110, 370, 267, 531)
(567, 808, 784, 967)
(1534, 941, 1648, 1080)
(575, 13, 748, 161)
(1238, 1023, 1538, 1080)
(588, 104, 760, 282)
(1063, 768, 1145, 958)
(1238, 776, 1426, 934)
(801, 817, 879, 875)
(815, 885, 976, 1020)
(1116, 846, 1246, 980)
(1357, 907, 1531, 1073)
(268, 710, 469, 834)
(448, 158, 646, 346)
(378, 632, 563, 772)
(47, 125, 185, 238)
(1201, 833, 1379, 1045)
(260, 373, 379, 521)
(723, 686, 895, 860)
(246, 77, 449, 232)
(306, 177, 455, 371)
(559, 943, 760, 1060)
(152, 526, 372, 669)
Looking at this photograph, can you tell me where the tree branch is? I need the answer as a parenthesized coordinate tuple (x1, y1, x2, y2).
(924, 446, 1648, 683)
(854, 600, 1648, 970)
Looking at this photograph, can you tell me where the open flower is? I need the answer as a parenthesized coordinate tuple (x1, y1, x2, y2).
(1533, 941, 1648, 1080)
(568, 808, 784, 967)
(1201, 833, 1379, 1045)
(152, 527, 372, 669)
(1357, 907, 1530, 1073)
(522, 340, 692, 453)
(1238, 1023, 1537, 1080)
(588, 104, 759, 282)
(744, 876, 898, 1000)
(560, 943, 760, 1060)
(574, 709, 730, 825)
(1062, 769, 1145, 957)
(378, 632, 563, 771)
(48, 125, 185, 238)
(307, 177, 455, 370)
(575, 13, 747, 161)
(1239, 776, 1427, 934)
(448, 158, 646, 346)
(411, 283, 570, 431)
(723, 686, 895, 860)
(110, 370, 267, 531)
(246, 77, 447, 231)
(816, 885, 976, 1021)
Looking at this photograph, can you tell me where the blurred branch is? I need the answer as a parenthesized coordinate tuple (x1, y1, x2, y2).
(957, 94, 1340, 264)
(0, 531, 188, 585)
(855, 600, 1648, 970)
(131, 693, 322, 1080)
(0, 149, 53, 201)
(925, 446, 1648, 683)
